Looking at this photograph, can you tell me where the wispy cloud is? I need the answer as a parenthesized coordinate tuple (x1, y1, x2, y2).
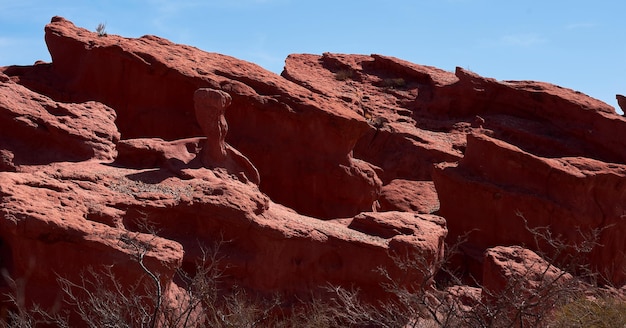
(499, 33, 547, 47)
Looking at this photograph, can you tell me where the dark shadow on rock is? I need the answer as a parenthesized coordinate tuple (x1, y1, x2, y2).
(124, 168, 180, 185)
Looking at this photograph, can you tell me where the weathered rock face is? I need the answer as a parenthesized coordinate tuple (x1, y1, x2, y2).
(0, 17, 450, 317)
(378, 179, 439, 214)
(0, 161, 447, 309)
(283, 52, 626, 173)
(482, 246, 574, 297)
(0, 166, 183, 311)
(282, 53, 465, 183)
(6, 16, 379, 219)
(0, 72, 119, 165)
(434, 133, 626, 285)
(1, 15, 625, 323)
(282, 52, 626, 286)
(481, 246, 575, 327)
(432, 68, 626, 165)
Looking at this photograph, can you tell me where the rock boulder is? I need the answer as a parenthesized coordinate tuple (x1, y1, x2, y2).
(0, 74, 119, 166)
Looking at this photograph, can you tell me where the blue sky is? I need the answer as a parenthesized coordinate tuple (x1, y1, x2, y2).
(1, 0, 625, 113)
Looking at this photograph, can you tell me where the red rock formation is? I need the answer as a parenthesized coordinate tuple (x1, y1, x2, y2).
(378, 179, 439, 213)
(282, 52, 625, 285)
(193, 88, 260, 184)
(0, 72, 119, 166)
(10, 16, 380, 219)
(115, 137, 203, 170)
(0, 18, 449, 318)
(434, 133, 626, 285)
(481, 246, 574, 326)
(0, 167, 183, 313)
(429, 67, 626, 164)
(0, 161, 447, 309)
(1, 15, 625, 324)
(283, 53, 465, 183)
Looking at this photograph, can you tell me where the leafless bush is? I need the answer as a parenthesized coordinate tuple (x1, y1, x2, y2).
(2, 214, 623, 327)
(356, 215, 622, 328)
(516, 210, 612, 283)
(362, 232, 474, 328)
(1, 232, 364, 327)
(467, 255, 579, 327)
(59, 266, 157, 327)
(1, 271, 68, 328)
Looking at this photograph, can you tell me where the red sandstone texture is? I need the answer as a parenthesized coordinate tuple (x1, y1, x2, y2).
(0, 16, 625, 321)
(282, 52, 625, 285)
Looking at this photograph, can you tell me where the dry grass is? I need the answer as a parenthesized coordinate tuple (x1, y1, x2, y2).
(334, 69, 354, 81)
(549, 296, 626, 328)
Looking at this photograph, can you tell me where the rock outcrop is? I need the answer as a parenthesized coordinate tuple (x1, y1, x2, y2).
(480, 246, 575, 327)
(9, 16, 380, 219)
(281, 52, 626, 286)
(0, 166, 183, 311)
(0, 71, 119, 165)
(482, 246, 574, 296)
(193, 88, 260, 184)
(55, 16, 380, 219)
(0, 17, 448, 318)
(1, 15, 625, 324)
(0, 161, 446, 309)
(434, 133, 626, 285)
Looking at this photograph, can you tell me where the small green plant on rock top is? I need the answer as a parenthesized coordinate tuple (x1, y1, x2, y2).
(95, 23, 107, 37)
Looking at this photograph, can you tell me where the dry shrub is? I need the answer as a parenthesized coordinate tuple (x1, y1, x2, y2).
(549, 296, 626, 328)
(2, 218, 624, 327)
(334, 69, 354, 81)
(0, 239, 366, 327)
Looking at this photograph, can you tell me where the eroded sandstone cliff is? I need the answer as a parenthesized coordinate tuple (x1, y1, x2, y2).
(0, 16, 624, 323)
